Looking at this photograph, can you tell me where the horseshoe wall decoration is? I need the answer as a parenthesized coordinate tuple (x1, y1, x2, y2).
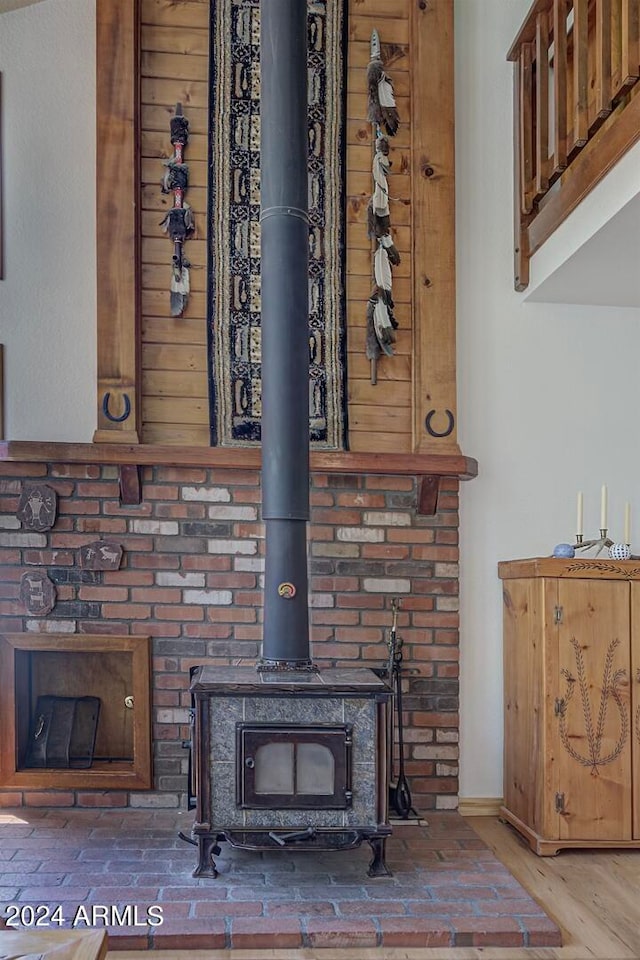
(102, 392, 132, 424)
(425, 408, 455, 438)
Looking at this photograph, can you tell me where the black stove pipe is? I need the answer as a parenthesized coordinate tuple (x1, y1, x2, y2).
(259, 0, 312, 668)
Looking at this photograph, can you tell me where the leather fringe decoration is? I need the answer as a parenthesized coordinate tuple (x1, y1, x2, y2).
(160, 102, 194, 317)
(366, 30, 401, 385)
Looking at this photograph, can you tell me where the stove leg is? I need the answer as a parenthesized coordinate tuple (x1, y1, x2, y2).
(192, 835, 219, 878)
(367, 836, 392, 877)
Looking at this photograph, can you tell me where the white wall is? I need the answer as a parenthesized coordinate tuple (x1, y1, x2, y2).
(0, 0, 96, 440)
(456, 0, 640, 798)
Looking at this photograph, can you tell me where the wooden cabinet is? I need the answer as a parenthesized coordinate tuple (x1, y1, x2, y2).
(0, 633, 152, 791)
(498, 558, 640, 855)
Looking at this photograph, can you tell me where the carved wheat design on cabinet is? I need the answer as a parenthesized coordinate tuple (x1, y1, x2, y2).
(557, 637, 628, 775)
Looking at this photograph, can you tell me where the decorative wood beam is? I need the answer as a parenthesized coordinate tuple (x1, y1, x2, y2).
(410, 0, 459, 456)
(94, 0, 141, 444)
(0, 441, 479, 481)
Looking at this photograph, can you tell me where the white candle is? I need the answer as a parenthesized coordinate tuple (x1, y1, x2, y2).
(625, 502, 631, 544)
(601, 484, 608, 531)
(576, 491, 583, 537)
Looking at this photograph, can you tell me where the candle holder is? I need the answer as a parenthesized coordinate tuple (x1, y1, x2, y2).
(574, 529, 613, 557)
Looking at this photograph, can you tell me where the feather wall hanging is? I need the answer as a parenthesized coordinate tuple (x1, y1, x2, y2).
(366, 30, 401, 385)
(160, 102, 195, 317)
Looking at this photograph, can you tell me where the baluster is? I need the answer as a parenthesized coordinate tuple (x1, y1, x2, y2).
(571, 0, 589, 152)
(621, 0, 640, 91)
(594, 0, 613, 126)
(535, 10, 551, 199)
(520, 42, 535, 214)
(514, 56, 530, 291)
(553, 0, 568, 175)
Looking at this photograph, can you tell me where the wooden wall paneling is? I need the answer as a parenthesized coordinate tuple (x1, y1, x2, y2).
(143, 262, 207, 292)
(139, 2, 209, 443)
(142, 423, 212, 445)
(143, 343, 207, 371)
(142, 289, 207, 317)
(142, 104, 208, 133)
(141, 0, 209, 30)
(141, 157, 207, 189)
(142, 237, 207, 266)
(410, 0, 459, 455)
(97, 0, 461, 455)
(142, 369, 209, 396)
(142, 316, 207, 345)
(345, 5, 413, 454)
(94, 0, 141, 444)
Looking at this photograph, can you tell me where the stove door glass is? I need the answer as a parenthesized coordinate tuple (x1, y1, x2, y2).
(236, 723, 352, 809)
(296, 742, 334, 794)
(254, 742, 295, 794)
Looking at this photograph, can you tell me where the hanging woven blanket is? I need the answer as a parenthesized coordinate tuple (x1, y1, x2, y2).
(207, 0, 347, 447)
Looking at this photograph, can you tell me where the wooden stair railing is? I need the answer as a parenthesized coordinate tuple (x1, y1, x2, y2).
(509, 0, 640, 291)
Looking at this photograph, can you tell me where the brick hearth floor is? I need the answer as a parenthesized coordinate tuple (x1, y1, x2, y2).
(0, 808, 561, 951)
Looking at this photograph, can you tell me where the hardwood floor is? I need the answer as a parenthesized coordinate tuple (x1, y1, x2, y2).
(470, 816, 640, 959)
(109, 816, 640, 959)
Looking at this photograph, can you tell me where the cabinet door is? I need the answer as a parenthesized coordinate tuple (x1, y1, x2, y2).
(552, 579, 631, 841)
(503, 577, 557, 836)
(630, 583, 640, 837)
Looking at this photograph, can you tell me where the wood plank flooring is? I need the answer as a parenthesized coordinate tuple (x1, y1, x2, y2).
(109, 815, 640, 959)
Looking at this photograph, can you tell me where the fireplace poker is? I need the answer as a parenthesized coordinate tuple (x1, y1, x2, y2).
(387, 599, 415, 819)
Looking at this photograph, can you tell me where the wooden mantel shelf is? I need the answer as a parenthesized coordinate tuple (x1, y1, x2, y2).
(0, 441, 478, 480)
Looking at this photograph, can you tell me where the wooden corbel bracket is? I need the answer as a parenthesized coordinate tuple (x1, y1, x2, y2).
(119, 464, 142, 505)
(417, 475, 441, 516)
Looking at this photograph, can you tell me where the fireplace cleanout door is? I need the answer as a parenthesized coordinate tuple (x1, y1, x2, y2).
(236, 723, 352, 809)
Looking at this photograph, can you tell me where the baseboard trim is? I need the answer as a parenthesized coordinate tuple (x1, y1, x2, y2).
(458, 797, 503, 817)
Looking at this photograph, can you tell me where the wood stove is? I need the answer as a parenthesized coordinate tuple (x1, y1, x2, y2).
(190, 666, 391, 876)
(189, 0, 392, 878)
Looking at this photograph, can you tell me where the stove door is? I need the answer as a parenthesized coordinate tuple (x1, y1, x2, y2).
(236, 723, 353, 809)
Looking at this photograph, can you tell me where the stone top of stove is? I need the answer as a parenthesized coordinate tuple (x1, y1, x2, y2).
(190, 665, 389, 695)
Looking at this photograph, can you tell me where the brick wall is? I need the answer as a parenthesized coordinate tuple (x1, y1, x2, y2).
(0, 462, 459, 811)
